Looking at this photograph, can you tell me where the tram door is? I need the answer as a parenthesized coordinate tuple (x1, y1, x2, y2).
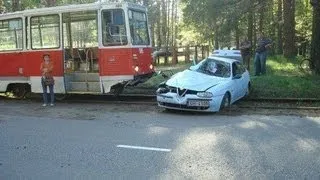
(62, 10, 101, 93)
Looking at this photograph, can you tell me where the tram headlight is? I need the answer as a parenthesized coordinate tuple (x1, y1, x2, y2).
(134, 66, 139, 72)
(149, 64, 154, 70)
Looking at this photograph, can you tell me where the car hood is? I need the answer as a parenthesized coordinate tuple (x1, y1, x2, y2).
(166, 70, 228, 91)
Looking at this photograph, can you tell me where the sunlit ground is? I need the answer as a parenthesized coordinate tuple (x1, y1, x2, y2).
(156, 115, 320, 179)
(0, 92, 15, 98)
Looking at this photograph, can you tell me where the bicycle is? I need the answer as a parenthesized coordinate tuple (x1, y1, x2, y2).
(299, 57, 314, 74)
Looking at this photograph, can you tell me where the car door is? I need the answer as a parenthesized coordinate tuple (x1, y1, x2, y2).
(231, 62, 246, 101)
(231, 62, 241, 101)
(235, 62, 248, 97)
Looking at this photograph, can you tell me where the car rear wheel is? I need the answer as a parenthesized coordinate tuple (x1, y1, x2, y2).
(220, 93, 230, 111)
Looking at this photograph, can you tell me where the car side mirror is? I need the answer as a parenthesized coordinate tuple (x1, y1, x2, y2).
(233, 74, 242, 79)
(189, 65, 197, 71)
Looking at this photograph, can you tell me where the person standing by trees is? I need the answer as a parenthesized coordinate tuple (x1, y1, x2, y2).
(40, 54, 55, 107)
(254, 32, 272, 76)
(240, 38, 252, 71)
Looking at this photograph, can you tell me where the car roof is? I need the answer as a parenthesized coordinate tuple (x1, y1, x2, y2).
(207, 56, 239, 64)
(212, 49, 241, 56)
(213, 49, 240, 52)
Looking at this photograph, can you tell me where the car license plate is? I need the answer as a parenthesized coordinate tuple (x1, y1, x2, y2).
(187, 100, 209, 107)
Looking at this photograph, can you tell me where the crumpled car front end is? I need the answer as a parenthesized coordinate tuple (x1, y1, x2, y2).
(156, 83, 223, 112)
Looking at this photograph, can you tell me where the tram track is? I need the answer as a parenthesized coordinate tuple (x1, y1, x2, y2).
(1, 93, 320, 111)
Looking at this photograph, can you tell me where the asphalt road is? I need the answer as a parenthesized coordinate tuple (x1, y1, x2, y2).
(0, 100, 320, 180)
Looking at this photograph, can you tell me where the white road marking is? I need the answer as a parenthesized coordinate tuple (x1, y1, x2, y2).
(116, 145, 171, 152)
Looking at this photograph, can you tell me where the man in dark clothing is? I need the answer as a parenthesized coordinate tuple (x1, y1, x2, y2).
(254, 32, 272, 76)
(240, 38, 252, 71)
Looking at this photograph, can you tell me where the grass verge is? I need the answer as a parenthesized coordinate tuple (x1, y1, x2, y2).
(250, 56, 320, 98)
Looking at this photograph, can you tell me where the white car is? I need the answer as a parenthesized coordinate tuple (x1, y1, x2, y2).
(212, 49, 243, 63)
(156, 56, 250, 112)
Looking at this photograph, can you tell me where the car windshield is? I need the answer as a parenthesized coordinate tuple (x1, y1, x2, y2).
(195, 58, 231, 78)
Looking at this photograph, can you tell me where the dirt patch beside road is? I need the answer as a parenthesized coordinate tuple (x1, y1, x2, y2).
(0, 100, 157, 121)
(0, 99, 319, 120)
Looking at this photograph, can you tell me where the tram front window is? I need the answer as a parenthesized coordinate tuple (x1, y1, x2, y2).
(102, 9, 128, 46)
(129, 10, 149, 46)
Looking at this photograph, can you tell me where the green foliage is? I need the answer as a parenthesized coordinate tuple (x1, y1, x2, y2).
(251, 56, 320, 98)
(295, 0, 313, 44)
(251, 75, 320, 98)
(181, 1, 246, 39)
(1, 0, 316, 63)
(180, 0, 313, 56)
(178, 23, 204, 46)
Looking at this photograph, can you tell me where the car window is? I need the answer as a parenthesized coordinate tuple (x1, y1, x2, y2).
(232, 62, 244, 76)
(195, 58, 231, 78)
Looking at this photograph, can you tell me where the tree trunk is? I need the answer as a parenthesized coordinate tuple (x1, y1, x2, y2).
(277, 0, 283, 54)
(185, 45, 190, 63)
(235, 21, 240, 49)
(142, 0, 148, 6)
(167, 0, 170, 46)
(270, 0, 276, 55)
(171, 0, 177, 65)
(45, 0, 56, 7)
(151, 23, 155, 47)
(12, 0, 20, 12)
(172, 46, 178, 65)
(214, 32, 219, 50)
(310, 1, 320, 74)
(161, 0, 168, 64)
(248, 2, 254, 53)
(283, 0, 296, 58)
(259, 4, 264, 33)
(156, 2, 162, 48)
(253, 11, 257, 51)
(171, 0, 175, 48)
(194, 46, 198, 63)
(0, 0, 4, 13)
(174, 0, 179, 63)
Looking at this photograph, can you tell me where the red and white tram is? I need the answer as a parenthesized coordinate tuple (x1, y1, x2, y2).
(0, 2, 155, 98)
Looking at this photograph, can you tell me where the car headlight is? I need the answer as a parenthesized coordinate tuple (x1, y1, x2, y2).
(197, 92, 213, 98)
(156, 87, 169, 94)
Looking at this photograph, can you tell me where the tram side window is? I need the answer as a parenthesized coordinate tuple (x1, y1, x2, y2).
(129, 10, 149, 46)
(0, 18, 23, 51)
(63, 11, 98, 49)
(102, 9, 128, 46)
(31, 15, 60, 49)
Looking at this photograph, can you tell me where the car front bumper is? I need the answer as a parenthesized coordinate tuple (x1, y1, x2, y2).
(157, 92, 224, 112)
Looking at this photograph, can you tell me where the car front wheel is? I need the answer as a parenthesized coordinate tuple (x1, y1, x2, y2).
(219, 93, 230, 111)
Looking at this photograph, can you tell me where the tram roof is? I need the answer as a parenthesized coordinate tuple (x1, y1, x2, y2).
(0, 2, 146, 20)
